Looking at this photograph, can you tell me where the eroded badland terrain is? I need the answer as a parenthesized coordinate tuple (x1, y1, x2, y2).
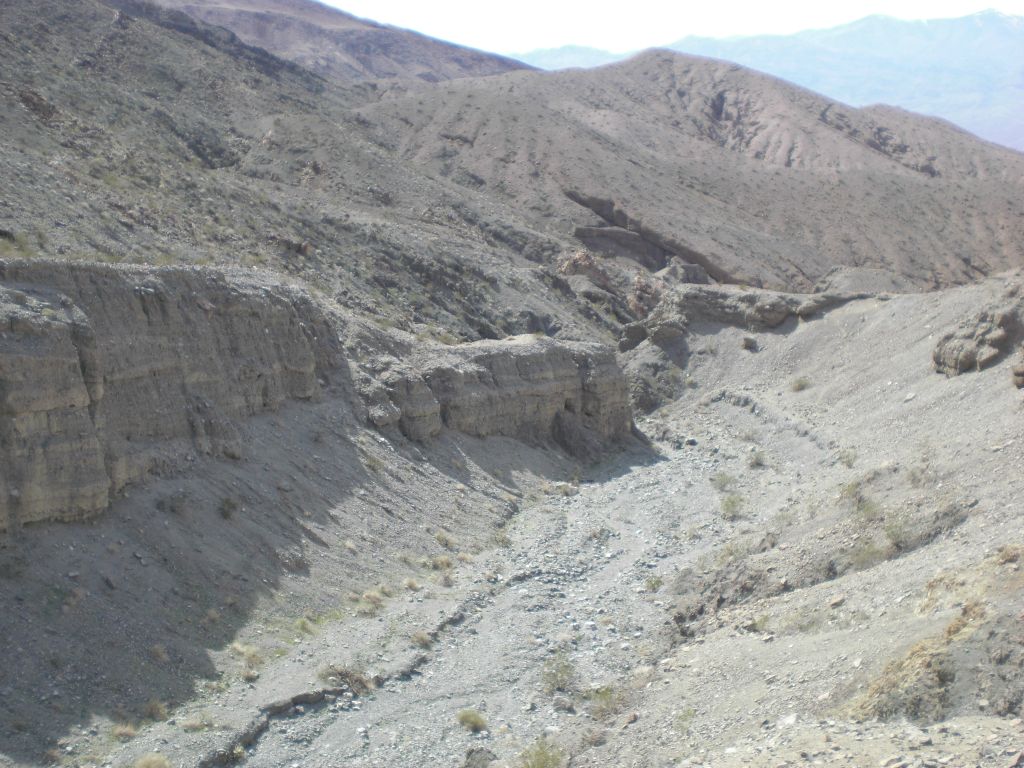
(1, 2, 1024, 767)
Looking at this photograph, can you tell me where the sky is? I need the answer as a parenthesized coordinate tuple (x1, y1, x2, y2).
(323, 1, 1024, 54)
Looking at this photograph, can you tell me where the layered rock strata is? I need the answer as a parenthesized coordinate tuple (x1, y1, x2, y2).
(1, 262, 633, 530)
(372, 336, 633, 458)
(0, 261, 339, 530)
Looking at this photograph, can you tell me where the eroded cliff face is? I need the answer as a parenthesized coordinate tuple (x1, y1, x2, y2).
(372, 337, 633, 458)
(0, 262, 342, 530)
(0, 261, 633, 531)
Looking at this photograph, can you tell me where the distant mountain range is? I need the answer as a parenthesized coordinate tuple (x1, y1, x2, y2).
(517, 11, 1024, 150)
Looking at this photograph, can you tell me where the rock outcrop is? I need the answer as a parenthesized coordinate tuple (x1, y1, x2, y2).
(933, 305, 1021, 376)
(0, 261, 340, 531)
(371, 336, 633, 458)
(619, 285, 864, 412)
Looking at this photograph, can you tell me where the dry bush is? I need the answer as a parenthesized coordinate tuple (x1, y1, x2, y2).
(317, 665, 374, 694)
(411, 631, 433, 649)
(586, 685, 624, 719)
(456, 708, 488, 732)
(133, 755, 171, 768)
(541, 652, 576, 694)
(435, 531, 457, 550)
(229, 642, 263, 670)
(519, 738, 565, 768)
(430, 555, 453, 571)
(143, 699, 168, 721)
(720, 494, 744, 520)
(111, 722, 137, 741)
(180, 713, 214, 732)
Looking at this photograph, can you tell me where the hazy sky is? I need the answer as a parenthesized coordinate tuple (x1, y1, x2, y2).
(323, 1, 1024, 53)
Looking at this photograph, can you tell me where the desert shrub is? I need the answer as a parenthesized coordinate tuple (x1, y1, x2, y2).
(791, 377, 812, 392)
(411, 631, 432, 649)
(229, 642, 263, 669)
(720, 494, 744, 520)
(430, 555, 453, 571)
(133, 755, 171, 768)
(111, 722, 137, 741)
(456, 708, 488, 732)
(541, 652, 576, 694)
(218, 497, 238, 519)
(585, 685, 624, 719)
(519, 738, 565, 768)
(317, 665, 373, 694)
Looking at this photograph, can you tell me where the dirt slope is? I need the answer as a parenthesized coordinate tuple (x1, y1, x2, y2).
(150, 0, 530, 82)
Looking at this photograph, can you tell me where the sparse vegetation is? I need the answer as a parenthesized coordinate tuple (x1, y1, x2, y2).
(585, 685, 624, 719)
(838, 448, 857, 468)
(181, 713, 215, 733)
(230, 643, 264, 671)
(747, 450, 767, 468)
(519, 738, 565, 768)
(644, 575, 663, 593)
(404, 578, 422, 591)
(430, 555, 453, 570)
(111, 722, 138, 742)
(411, 631, 433, 649)
(143, 699, 168, 721)
(435, 531, 457, 549)
(456, 708, 488, 732)
(791, 376, 812, 392)
(218, 497, 239, 519)
(720, 493, 745, 520)
(996, 544, 1023, 564)
(541, 652, 576, 694)
(674, 706, 696, 734)
(710, 472, 735, 492)
(318, 665, 373, 694)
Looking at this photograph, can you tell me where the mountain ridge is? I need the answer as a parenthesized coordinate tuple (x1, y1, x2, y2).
(517, 10, 1024, 150)
(150, 0, 531, 81)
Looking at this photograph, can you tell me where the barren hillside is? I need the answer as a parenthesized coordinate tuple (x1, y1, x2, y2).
(150, 0, 530, 82)
(361, 50, 1024, 290)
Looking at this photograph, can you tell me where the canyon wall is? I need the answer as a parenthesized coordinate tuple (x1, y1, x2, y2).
(374, 336, 633, 457)
(0, 261, 633, 530)
(0, 261, 342, 530)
